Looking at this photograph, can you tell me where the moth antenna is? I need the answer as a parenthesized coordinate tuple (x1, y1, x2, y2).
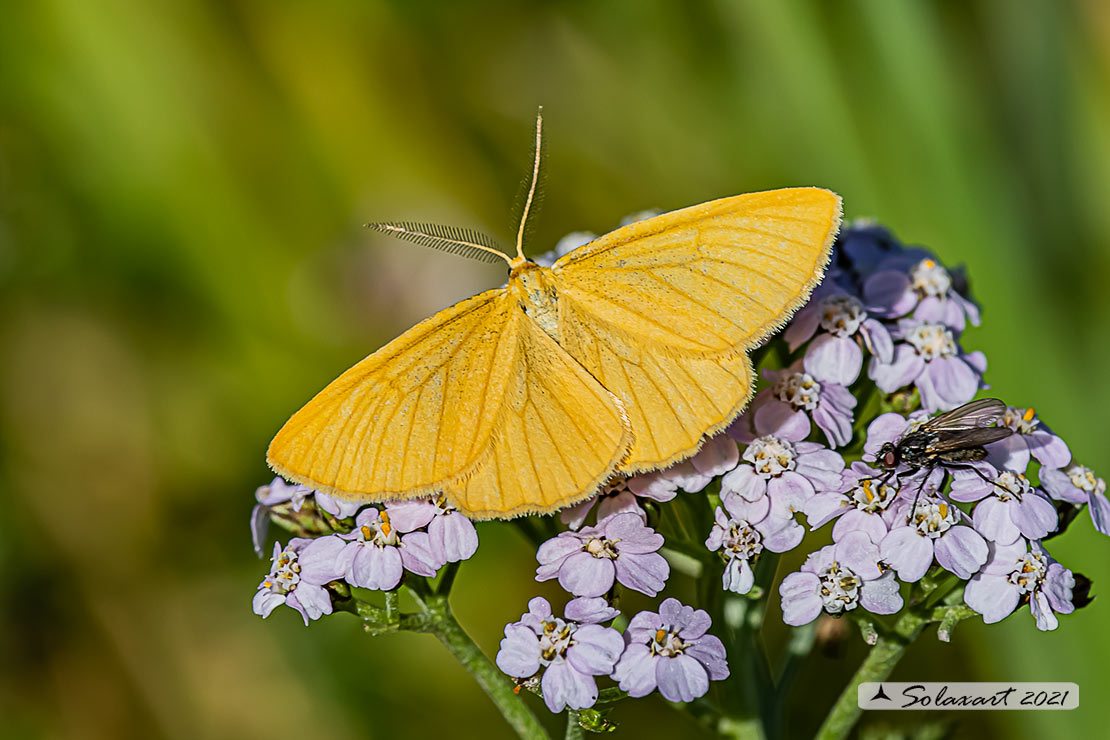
(365, 222, 512, 266)
(513, 107, 546, 262)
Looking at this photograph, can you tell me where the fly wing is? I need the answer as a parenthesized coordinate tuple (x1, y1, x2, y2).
(928, 426, 1014, 453)
(919, 398, 1007, 433)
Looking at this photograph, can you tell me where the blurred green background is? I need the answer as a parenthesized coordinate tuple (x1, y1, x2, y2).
(2, 1, 1108, 738)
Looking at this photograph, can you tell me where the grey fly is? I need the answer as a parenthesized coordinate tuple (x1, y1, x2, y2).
(875, 398, 1015, 519)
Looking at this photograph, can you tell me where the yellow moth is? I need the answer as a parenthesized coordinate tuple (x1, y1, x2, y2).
(268, 115, 841, 519)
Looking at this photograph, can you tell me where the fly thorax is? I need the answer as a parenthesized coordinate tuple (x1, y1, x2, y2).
(509, 262, 561, 340)
(895, 436, 928, 466)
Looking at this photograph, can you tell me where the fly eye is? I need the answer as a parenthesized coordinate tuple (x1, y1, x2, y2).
(883, 451, 896, 467)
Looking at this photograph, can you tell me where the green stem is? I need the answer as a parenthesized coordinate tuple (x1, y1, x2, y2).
(425, 594, 551, 740)
(720, 554, 777, 740)
(564, 711, 585, 740)
(436, 560, 461, 595)
(814, 610, 927, 740)
(770, 621, 816, 729)
(341, 597, 434, 636)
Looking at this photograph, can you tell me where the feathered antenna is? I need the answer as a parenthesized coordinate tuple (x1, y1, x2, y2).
(512, 107, 546, 262)
(364, 222, 511, 266)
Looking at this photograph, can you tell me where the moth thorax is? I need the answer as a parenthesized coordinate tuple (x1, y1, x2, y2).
(510, 262, 561, 340)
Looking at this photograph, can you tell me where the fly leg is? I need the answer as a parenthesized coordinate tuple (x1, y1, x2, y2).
(905, 465, 935, 525)
(943, 461, 1019, 497)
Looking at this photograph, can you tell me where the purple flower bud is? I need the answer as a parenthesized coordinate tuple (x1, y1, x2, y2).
(836, 221, 904, 280)
(495, 597, 624, 713)
(536, 513, 669, 597)
(613, 598, 729, 703)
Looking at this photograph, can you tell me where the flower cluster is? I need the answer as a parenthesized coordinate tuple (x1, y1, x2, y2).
(252, 490, 479, 623)
(766, 224, 1104, 632)
(250, 218, 1105, 732)
(509, 505, 729, 708)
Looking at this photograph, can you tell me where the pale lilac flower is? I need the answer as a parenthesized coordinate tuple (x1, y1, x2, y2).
(630, 434, 741, 498)
(253, 539, 339, 626)
(984, 406, 1071, 472)
(560, 479, 648, 530)
(386, 496, 479, 564)
(561, 437, 738, 529)
(746, 362, 857, 448)
(705, 491, 804, 594)
(256, 477, 310, 509)
(331, 508, 441, 590)
(1041, 462, 1110, 535)
(495, 597, 624, 713)
(613, 598, 729, 703)
(315, 490, 363, 519)
(251, 477, 311, 556)
(724, 407, 845, 520)
(964, 539, 1076, 631)
(784, 291, 893, 384)
(804, 462, 902, 544)
(536, 512, 669, 597)
(864, 255, 980, 331)
(868, 319, 986, 412)
(880, 492, 988, 581)
(949, 465, 1057, 545)
(778, 531, 903, 625)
